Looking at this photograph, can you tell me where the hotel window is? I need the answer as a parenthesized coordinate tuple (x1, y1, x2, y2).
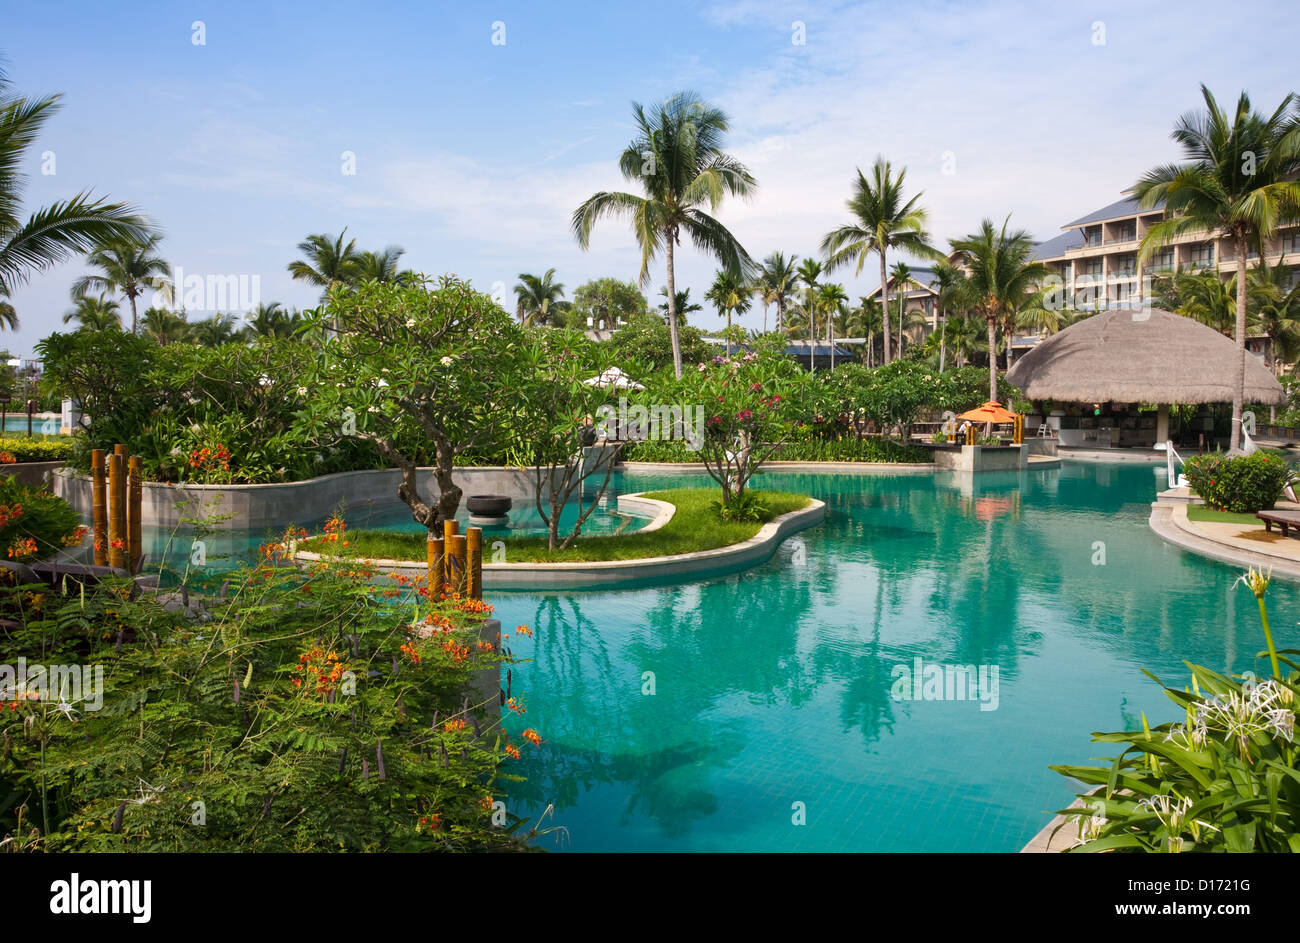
(1113, 222, 1136, 243)
(1112, 254, 1136, 278)
(1189, 243, 1215, 268)
(1282, 231, 1300, 255)
(1151, 247, 1175, 271)
(1083, 258, 1103, 278)
(1083, 226, 1102, 247)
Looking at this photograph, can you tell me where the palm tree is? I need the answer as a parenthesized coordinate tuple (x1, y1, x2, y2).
(888, 261, 914, 357)
(820, 156, 941, 363)
(187, 313, 239, 346)
(658, 287, 702, 324)
(140, 305, 188, 345)
(0, 68, 149, 325)
(242, 302, 303, 340)
(514, 269, 569, 327)
(356, 246, 412, 285)
(572, 91, 758, 379)
(0, 287, 15, 331)
(1134, 85, 1300, 450)
(62, 292, 122, 332)
(758, 251, 798, 334)
(795, 258, 822, 370)
(288, 230, 362, 330)
(931, 261, 968, 373)
(71, 232, 171, 335)
(706, 269, 752, 356)
(1251, 258, 1300, 373)
(949, 217, 1050, 403)
(853, 296, 884, 366)
(818, 282, 848, 369)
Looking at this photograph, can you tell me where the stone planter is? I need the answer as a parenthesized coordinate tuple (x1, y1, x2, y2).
(1, 460, 66, 489)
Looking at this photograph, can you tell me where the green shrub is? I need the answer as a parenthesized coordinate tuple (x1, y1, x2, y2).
(1183, 450, 1292, 513)
(0, 475, 84, 561)
(0, 438, 75, 464)
(0, 553, 542, 851)
(1053, 569, 1299, 853)
(714, 490, 768, 522)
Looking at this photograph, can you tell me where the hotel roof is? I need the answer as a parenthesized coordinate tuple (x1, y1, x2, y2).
(1062, 194, 1164, 229)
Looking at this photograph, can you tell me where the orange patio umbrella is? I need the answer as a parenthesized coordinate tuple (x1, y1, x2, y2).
(956, 401, 1019, 424)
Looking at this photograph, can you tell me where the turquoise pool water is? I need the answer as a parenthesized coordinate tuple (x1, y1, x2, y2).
(114, 493, 648, 577)
(490, 461, 1300, 852)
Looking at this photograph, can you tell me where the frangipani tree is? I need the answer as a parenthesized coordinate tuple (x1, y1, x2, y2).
(660, 335, 814, 510)
(302, 275, 527, 532)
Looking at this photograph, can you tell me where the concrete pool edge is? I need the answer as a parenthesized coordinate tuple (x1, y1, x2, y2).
(1149, 502, 1300, 582)
(294, 497, 827, 590)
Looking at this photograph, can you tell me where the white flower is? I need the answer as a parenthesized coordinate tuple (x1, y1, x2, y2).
(296, 387, 308, 396)
(440, 356, 454, 367)
(405, 318, 416, 328)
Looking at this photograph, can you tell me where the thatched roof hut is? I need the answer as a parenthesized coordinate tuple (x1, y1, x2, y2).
(1006, 307, 1285, 406)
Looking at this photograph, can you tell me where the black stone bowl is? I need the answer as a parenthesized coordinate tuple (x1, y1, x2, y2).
(466, 495, 512, 516)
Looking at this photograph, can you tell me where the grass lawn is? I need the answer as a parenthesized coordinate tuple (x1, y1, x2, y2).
(1187, 504, 1267, 527)
(302, 489, 812, 563)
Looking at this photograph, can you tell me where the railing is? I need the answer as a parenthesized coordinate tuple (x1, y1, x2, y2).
(1166, 443, 1189, 489)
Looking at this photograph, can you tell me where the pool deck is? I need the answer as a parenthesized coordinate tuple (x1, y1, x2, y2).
(1149, 499, 1300, 582)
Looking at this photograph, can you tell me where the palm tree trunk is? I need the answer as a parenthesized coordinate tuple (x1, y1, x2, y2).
(129, 293, 139, 336)
(762, 301, 768, 333)
(808, 302, 816, 372)
(726, 310, 733, 357)
(987, 315, 998, 403)
(666, 233, 683, 381)
(776, 295, 784, 334)
(1231, 234, 1248, 450)
(880, 254, 892, 364)
(829, 312, 835, 372)
(939, 308, 947, 372)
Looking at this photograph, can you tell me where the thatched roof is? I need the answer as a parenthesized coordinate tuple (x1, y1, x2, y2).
(1005, 307, 1286, 406)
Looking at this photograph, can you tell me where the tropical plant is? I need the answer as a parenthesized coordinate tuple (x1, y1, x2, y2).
(1251, 257, 1300, 371)
(657, 287, 702, 324)
(570, 278, 648, 331)
(288, 230, 362, 331)
(61, 292, 122, 332)
(140, 305, 188, 345)
(514, 268, 570, 327)
(0, 69, 149, 321)
(572, 91, 757, 380)
(1135, 85, 1300, 450)
(298, 275, 528, 532)
(610, 311, 710, 375)
(1183, 450, 1291, 513)
(186, 313, 239, 346)
(705, 269, 751, 355)
(757, 251, 798, 334)
(356, 246, 412, 285)
(242, 302, 303, 340)
(1053, 569, 1299, 853)
(70, 232, 171, 335)
(949, 217, 1051, 403)
(821, 156, 941, 364)
(0, 286, 13, 330)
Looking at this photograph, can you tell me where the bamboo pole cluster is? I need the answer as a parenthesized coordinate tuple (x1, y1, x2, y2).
(427, 520, 483, 599)
(90, 444, 143, 574)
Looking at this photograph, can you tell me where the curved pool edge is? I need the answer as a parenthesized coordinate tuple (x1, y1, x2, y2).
(293, 498, 826, 591)
(1149, 502, 1300, 582)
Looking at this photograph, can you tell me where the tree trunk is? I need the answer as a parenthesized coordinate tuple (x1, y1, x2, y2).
(726, 310, 732, 357)
(776, 295, 784, 334)
(939, 308, 947, 372)
(1231, 233, 1248, 450)
(129, 293, 139, 336)
(665, 234, 683, 380)
(808, 301, 815, 372)
(987, 315, 998, 403)
(880, 254, 892, 363)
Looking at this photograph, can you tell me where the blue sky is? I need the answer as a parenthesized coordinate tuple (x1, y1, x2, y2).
(2, 0, 1297, 356)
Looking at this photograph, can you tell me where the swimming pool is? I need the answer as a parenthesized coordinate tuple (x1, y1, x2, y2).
(491, 461, 1300, 852)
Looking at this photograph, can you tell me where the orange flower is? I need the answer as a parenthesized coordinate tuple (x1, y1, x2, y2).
(520, 728, 542, 747)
